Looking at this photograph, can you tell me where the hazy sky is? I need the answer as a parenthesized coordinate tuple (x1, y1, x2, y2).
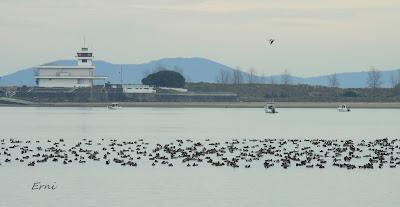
(1, 0, 399, 76)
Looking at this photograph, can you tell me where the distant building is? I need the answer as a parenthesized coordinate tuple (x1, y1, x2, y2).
(35, 47, 107, 88)
(122, 84, 156, 94)
(159, 87, 188, 93)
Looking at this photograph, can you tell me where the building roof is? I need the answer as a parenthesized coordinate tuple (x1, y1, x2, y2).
(40, 60, 78, 66)
(37, 66, 95, 69)
(34, 76, 107, 79)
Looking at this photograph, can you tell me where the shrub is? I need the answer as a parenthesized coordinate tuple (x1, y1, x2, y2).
(342, 90, 359, 97)
(142, 70, 185, 88)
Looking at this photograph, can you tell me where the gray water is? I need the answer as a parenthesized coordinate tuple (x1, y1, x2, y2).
(1, 107, 399, 207)
(0, 107, 398, 140)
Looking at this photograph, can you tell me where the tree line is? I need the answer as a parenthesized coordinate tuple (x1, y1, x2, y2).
(216, 68, 294, 85)
(217, 67, 400, 89)
(142, 65, 400, 89)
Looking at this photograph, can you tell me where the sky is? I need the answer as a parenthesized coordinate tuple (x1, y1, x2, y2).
(0, 0, 400, 77)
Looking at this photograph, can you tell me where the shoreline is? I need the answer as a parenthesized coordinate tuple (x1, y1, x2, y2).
(1, 102, 400, 108)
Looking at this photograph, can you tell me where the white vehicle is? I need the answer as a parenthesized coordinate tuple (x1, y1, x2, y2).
(108, 103, 121, 110)
(265, 103, 278, 114)
(337, 104, 351, 112)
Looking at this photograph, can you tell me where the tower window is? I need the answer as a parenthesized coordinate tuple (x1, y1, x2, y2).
(77, 53, 92, 57)
(82, 59, 88, 63)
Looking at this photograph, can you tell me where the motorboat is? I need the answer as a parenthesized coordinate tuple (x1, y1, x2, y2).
(337, 104, 351, 112)
(108, 102, 121, 110)
(265, 103, 278, 114)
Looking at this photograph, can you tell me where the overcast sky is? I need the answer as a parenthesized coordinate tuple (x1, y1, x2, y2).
(1, 0, 399, 77)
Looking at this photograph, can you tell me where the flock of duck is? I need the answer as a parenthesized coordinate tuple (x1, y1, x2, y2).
(1, 138, 399, 169)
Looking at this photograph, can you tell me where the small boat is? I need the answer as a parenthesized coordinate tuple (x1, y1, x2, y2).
(108, 102, 121, 110)
(265, 103, 278, 114)
(337, 104, 351, 112)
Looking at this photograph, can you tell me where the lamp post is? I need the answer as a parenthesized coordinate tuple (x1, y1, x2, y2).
(0, 76, 3, 97)
(120, 65, 123, 85)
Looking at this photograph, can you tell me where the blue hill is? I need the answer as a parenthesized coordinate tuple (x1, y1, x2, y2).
(0, 57, 398, 88)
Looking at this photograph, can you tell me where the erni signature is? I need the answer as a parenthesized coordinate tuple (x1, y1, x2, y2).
(32, 182, 57, 191)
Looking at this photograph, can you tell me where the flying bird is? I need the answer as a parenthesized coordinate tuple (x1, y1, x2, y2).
(268, 39, 275, 45)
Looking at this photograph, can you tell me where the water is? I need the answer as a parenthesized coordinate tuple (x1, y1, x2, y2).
(0, 107, 399, 207)
(0, 107, 398, 140)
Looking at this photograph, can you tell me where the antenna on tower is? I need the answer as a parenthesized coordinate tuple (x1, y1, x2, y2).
(83, 36, 86, 48)
(120, 65, 123, 85)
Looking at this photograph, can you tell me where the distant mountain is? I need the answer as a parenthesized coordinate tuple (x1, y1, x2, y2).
(93, 57, 235, 84)
(0, 57, 399, 88)
(293, 71, 400, 88)
(0, 68, 36, 86)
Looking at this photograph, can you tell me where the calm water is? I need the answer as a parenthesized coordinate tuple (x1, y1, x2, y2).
(0, 107, 399, 207)
(0, 107, 398, 140)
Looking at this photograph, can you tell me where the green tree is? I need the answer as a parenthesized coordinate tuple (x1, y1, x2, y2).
(142, 70, 185, 88)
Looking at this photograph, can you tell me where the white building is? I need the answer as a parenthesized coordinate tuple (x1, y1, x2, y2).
(35, 47, 107, 88)
(159, 87, 188, 93)
(122, 84, 156, 94)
